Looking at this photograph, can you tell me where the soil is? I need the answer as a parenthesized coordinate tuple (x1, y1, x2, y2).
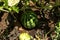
(0, 11, 55, 40)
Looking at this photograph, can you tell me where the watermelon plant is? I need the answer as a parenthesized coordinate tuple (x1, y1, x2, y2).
(0, 0, 60, 40)
(51, 20, 60, 40)
(21, 10, 38, 29)
(55, 21, 60, 35)
(0, 0, 20, 13)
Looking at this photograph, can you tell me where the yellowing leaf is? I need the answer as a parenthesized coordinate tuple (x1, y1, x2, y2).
(8, 0, 20, 7)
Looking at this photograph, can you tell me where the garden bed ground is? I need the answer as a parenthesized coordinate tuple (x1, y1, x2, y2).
(0, 0, 60, 40)
(0, 11, 55, 40)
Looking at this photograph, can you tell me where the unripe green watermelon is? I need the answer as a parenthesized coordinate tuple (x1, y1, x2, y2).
(21, 11, 38, 29)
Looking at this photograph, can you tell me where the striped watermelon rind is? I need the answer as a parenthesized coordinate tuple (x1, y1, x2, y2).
(21, 11, 38, 29)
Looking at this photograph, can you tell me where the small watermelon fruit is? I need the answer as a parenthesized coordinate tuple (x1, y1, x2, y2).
(21, 11, 38, 29)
